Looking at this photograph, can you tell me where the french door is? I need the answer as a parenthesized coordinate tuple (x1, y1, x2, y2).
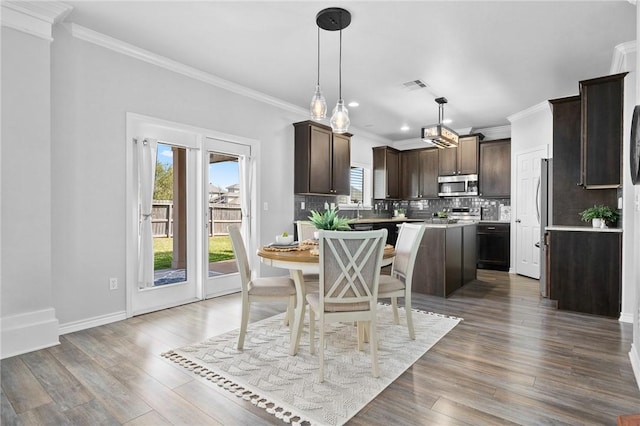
(126, 114, 257, 316)
(129, 134, 200, 316)
(202, 137, 252, 298)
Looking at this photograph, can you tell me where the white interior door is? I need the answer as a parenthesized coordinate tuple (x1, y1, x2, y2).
(515, 147, 547, 278)
(203, 137, 252, 298)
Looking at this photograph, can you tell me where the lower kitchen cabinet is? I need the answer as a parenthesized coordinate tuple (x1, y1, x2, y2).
(548, 230, 621, 317)
(477, 222, 510, 271)
(412, 224, 477, 297)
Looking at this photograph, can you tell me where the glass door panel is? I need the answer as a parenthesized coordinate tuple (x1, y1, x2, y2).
(203, 138, 251, 298)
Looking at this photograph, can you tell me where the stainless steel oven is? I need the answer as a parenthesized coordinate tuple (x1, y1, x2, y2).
(438, 174, 479, 197)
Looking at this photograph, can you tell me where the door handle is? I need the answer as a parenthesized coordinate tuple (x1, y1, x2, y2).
(516, 219, 522, 223)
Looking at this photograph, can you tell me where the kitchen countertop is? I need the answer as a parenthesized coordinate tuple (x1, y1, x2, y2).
(422, 222, 478, 229)
(351, 218, 423, 224)
(479, 220, 510, 224)
(546, 225, 622, 233)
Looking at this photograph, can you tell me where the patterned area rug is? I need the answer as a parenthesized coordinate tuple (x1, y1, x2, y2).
(162, 304, 461, 426)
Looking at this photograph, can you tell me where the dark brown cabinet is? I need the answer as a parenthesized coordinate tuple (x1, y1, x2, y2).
(479, 139, 511, 197)
(293, 121, 351, 195)
(438, 134, 480, 176)
(548, 230, 621, 317)
(476, 222, 510, 271)
(550, 96, 617, 226)
(373, 146, 400, 199)
(400, 148, 439, 199)
(579, 72, 627, 189)
(412, 224, 477, 297)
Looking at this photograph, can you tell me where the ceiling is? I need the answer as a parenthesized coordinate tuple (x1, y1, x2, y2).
(62, 1, 636, 142)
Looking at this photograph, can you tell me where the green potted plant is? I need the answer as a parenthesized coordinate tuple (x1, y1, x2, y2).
(579, 204, 619, 228)
(308, 206, 352, 238)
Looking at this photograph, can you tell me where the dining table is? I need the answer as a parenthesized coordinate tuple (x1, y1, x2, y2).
(257, 241, 396, 356)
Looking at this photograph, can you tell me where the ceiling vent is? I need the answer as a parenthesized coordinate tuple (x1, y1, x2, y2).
(402, 79, 429, 91)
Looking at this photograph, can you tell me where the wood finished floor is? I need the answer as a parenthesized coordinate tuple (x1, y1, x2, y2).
(2, 270, 639, 425)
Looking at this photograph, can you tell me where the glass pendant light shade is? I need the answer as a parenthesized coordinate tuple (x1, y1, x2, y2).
(330, 99, 350, 133)
(310, 84, 327, 120)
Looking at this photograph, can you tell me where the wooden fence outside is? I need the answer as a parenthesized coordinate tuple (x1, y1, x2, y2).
(151, 201, 241, 237)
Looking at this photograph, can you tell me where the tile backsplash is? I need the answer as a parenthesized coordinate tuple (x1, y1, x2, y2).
(294, 195, 510, 221)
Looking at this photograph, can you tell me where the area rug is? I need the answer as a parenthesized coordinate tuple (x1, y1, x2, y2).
(162, 304, 461, 426)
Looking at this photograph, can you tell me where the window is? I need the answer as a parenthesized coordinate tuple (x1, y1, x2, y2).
(350, 167, 364, 203)
(338, 165, 370, 208)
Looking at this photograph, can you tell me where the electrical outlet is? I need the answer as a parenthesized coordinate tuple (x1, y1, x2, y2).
(301, 201, 305, 210)
(109, 277, 118, 290)
(263, 202, 268, 211)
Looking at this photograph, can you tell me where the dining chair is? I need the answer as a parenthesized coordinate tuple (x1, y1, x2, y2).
(295, 220, 317, 242)
(377, 223, 426, 340)
(295, 220, 320, 289)
(228, 225, 296, 350)
(306, 229, 387, 382)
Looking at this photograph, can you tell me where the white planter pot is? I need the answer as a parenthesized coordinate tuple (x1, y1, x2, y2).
(592, 218, 602, 228)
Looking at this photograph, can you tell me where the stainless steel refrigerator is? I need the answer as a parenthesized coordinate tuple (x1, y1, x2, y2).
(537, 158, 552, 297)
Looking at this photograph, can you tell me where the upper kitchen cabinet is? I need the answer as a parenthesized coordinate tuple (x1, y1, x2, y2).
(550, 95, 617, 226)
(400, 148, 439, 199)
(373, 146, 400, 199)
(479, 139, 511, 197)
(579, 72, 627, 189)
(294, 121, 351, 196)
(438, 134, 481, 176)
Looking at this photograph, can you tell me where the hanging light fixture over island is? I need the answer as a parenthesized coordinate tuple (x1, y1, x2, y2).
(422, 97, 459, 148)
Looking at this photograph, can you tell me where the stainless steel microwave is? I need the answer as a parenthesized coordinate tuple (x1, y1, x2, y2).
(438, 174, 479, 197)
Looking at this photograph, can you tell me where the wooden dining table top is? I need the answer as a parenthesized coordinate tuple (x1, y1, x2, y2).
(257, 243, 396, 263)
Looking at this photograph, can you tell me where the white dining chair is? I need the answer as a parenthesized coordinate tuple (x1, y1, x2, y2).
(228, 225, 296, 350)
(295, 220, 320, 289)
(377, 223, 426, 340)
(295, 220, 317, 242)
(306, 229, 387, 382)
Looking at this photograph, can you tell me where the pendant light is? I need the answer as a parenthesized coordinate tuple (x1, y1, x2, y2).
(316, 7, 351, 134)
(309, 27, 327, 120)
(421, 97, 459, 148)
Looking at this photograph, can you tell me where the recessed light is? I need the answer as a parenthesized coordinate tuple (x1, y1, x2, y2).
(442, 118, 453, 124)
(400, 125, 410, 131)
(348, 101, 359, 107)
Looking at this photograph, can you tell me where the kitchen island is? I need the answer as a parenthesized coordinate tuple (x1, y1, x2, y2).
(412, 222, 477, 297)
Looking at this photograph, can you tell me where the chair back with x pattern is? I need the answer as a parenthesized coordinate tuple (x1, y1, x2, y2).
(318, 229, 387, 312)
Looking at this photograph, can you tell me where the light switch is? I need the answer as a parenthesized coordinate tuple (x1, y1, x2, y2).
(263, 202, 268, 211)
(301, 202, 305, 210)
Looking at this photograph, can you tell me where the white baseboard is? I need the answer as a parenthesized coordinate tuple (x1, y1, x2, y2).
(1, 308, 59, 359)
(619, 312, 634, 323)
(58, 311, 127, 335)
(630, 343, 640, 391)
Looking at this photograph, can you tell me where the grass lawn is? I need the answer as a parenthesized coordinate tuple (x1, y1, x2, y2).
(153, 236, 234, 270)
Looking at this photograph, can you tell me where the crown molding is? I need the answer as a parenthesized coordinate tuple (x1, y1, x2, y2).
(63, 23, 388, 144)
(64, 23, 305, 116)
(474, 125, 511, 141)
(1, 1, 72, 41)
(610, 40, 637, 74)
(507, 101, 551, 123)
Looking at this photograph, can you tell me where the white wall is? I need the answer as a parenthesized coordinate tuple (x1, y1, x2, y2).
(47, 25, 386, 328)
(1, 27, 59, 357)
(631, 1, 640, 390)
